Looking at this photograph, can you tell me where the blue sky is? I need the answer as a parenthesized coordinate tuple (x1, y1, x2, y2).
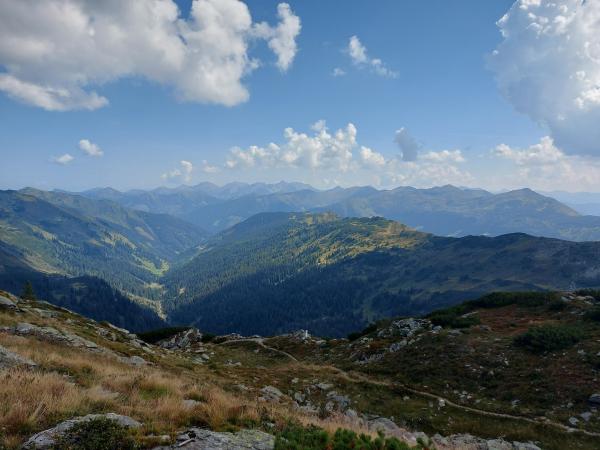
(1, 0, 599, 192)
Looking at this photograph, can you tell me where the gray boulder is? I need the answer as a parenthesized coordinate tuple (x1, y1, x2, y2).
(0, 345, 36, 369)
(158, 328, 203, 350)
(154, 428, 274, 449)
(22, 413, 141, 449)
(0, 295, 17, 309)
(588, 393, 600, 406)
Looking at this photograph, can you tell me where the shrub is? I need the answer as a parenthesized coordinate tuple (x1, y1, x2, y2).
(53, 418, 137, 450)
(514, 324, 583, 353)
(427, 308, 479, 329)
(347, 323, 378, 341)
(275, 424, 414, 450)
(584, 307, 600, 322)
(136, 327, 190, 344)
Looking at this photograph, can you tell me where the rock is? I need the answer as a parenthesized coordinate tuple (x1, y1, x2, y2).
(259, 386, 283, 402)
(0, 344, 36, 369)
(377, 318, 430, 339)
(568, 416, 579, 426)
(12, 323, 103, 352)
(0, 295, 17, 309)
(588, 393, 600, 406)
(183, 399, 201, 409)
(315, 382, 333, 391)
(388, 340, 407, 352)
(326, 391, 351, 410)
(153, 428, 274, 449)
(22, 413, 141, 449)
(289, 330, 311, 342)
(118, 355, 148, 366)
(580, 411, 593, 422)
(158, 328, 203, 351)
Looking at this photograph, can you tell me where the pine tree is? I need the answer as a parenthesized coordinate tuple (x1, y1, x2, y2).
(21, 281, 36, 300)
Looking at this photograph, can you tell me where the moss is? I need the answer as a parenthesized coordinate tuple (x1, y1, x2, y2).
(53, 418, 137, 450)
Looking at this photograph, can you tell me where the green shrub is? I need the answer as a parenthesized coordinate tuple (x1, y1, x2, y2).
(514, 324, 583, 353)
(427, 308, 479, 328)
(201, 333, 216, 343)
(275, 424, 414, 450)
(347, 323, 378, 341)
(53, 418, 137, 450)
(136, 326, 190, 344)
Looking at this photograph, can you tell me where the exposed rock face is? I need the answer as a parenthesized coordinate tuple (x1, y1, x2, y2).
(0, 294, 17, 309)
(7, 322, 101, 350)
(588, 393, 600, 406)
(259, 386, 284, 402)
(0, 344, 36, 369)
(377, 318, 431, 339)
(158, 328, 203, 350)
(153, 428, 275, 450)
(22, 413, 142, 449)
(431, 434, 541, 450)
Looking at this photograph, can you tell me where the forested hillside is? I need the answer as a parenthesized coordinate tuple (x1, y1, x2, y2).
(0, 190, 206, 300)
(164, 212, 600, 336)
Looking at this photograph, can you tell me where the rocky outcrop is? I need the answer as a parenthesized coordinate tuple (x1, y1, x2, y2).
(22, 413, 142, 449)
(431, 433, 541, 450)
(157, 328, 203, 350)
(376, 318, 431, 339)
(153, 428, 274, 450)
(5, 322, 101, 351)
(0, 294, 17, 309)
(0, 344, 36, 369)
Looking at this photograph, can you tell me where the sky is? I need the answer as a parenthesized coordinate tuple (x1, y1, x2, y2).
(1, 0, 600, 192)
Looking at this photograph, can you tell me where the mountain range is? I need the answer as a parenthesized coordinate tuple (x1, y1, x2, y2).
(3, 182, 600, 335)
(80, 182, 600, 241)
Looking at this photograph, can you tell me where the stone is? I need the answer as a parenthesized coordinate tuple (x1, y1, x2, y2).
(0, 344, 36, 369)
(315, 382, 333, 391)
(158, 328, 203, 351)
(0, 295, 17, 309)
(588, 393, 600, 406)
(580, 411, 593, 422)
(183, 399, 201, 409)
(568, 416, 579, 426)
(388, 340, 407, 352)
(22, 413, 141, 449)
(152, 428, 275, 449)
(377, 318, 431, 339)
(259, 386, 283, 402)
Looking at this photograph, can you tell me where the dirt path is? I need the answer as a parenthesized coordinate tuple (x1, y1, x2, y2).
(218, 338, 299, 362)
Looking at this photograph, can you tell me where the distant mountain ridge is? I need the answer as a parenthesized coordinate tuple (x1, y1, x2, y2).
(79, 182, 600, 241)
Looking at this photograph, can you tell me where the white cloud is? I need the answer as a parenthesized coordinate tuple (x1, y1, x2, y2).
(491, 136, 600, 191)
(394, 128, 421, 161)
(200, 160, 219, 174)
(221, 121, 472, 189)
(162, 160, 194, 183)
(253, 3, 301, 71)
(0, 0, 300, 110)
(52, 153, 74, 165)
(359, 147, 386, 168)
(78, 139, 103, 157)
(489, 0, 600, 156)
(226, 120, 357, 172)
(332, 68, 346, 77)
(421, 149, 465, 163)
(346, 36, 397, 78)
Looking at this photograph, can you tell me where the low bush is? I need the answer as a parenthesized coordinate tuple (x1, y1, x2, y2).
(54, 418, 137, 450)
(347, 323, 378, 341)
(584, 307, 600, 322)
(136, 327, 190, 344)
(514, 324, 583, 353)
(275, 424, 416, 450)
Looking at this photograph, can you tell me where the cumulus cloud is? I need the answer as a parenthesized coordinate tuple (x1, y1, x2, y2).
(394, 128, 421, 161)
(489, 0, 600, 156)
(491, 136, 600, 191)
(332, 68, 346, 77)
(0, 0, 300, 110)
(226, 120, 357, 172)
(78, 139, 103, 157)
(52, 153, 74, 165)
(346, 36, 397, 78)
(221, 121, 471, 188)
(162, 160, 194, 183)
(253, 3, 301, 71)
